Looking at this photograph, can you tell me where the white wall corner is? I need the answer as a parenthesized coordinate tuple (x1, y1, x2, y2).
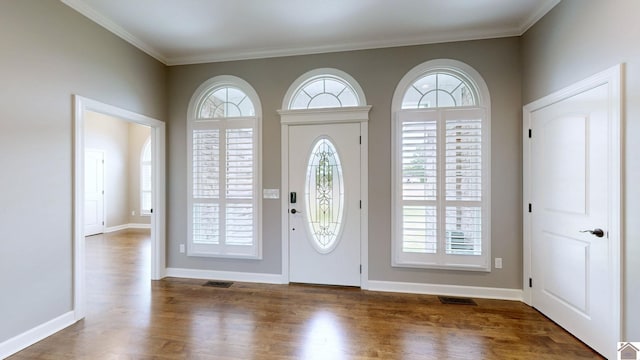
(0, 311, 76, 359)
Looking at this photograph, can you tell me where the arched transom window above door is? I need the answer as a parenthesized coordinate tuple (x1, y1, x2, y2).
(283, 68, 367, 110)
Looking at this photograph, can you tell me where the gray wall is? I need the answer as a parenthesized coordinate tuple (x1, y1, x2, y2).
(167, 37, 523, 289)
(128, 123, 152, 224)
(0, 0, 166, 344)
(522, 0, 639, 340)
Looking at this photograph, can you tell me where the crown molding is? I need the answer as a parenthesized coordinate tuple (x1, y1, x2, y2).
(165, 27, 521, 65)
(62, 0, 560, 66)
(519, 0, 562, 35)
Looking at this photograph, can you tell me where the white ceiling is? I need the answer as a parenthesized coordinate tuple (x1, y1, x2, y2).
(61, 0, 560, 65)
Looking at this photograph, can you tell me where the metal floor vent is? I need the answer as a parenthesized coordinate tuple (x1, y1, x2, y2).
(438, 296, 477, 306)
(203, 281, 233, 288)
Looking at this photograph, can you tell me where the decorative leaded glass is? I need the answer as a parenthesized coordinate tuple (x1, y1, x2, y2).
(290, 76, 358, 109)
(305, 138, 344, 253)
(198, 86, 255, 118)
(402, 72, 476, 109)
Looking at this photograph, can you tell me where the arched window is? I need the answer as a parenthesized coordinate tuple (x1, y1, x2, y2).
(187, 75, 262, 259)
(284, 68, 366, 110)
(401, 71, 477, 109)
(140, 137, 152, 215)
(391, 59, 491, 271)
(290, 76, 358, 109)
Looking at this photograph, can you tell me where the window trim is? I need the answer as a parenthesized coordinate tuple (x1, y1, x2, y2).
(391, 59, 491, 271)
(186, 75, 263, 259)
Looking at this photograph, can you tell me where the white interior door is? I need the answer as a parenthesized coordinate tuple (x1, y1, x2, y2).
(84, 149, 105, 236)
(529, 80, 618, 358)
(289, 123, 361, 286)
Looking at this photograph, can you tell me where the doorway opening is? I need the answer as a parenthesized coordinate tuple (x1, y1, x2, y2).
(73, 95, 166, 321)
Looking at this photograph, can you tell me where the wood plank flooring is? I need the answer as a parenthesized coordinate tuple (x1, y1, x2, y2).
(9, 230, 602, 359)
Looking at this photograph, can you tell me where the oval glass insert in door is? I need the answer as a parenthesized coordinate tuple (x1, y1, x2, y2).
(304, 137, 345, 253)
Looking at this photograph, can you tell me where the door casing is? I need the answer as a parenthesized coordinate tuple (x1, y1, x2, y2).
(73, 95, 166, 321)
(279, 106, 371, 288)
(522, 64, 623, 357)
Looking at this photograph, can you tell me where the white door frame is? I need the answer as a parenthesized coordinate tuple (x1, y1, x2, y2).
(522, 65, 623, 339)
(73, 95, 166, 320)
(279, 106, 371, 288)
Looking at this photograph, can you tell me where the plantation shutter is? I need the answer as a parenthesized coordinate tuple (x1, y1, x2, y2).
(396, 108, 486, 268)
(190, 119, 258, 257)
(192, 129, 220, 245)
(225, 127, 254, 246)
(444, 111, 483, 257)
(399, 110, 439, 256)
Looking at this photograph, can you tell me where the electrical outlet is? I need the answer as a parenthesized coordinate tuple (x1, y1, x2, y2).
(495, 257, 503, 269)
(179, 244, 185, 253)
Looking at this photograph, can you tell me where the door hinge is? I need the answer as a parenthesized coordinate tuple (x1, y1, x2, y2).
(528, 129, 532, 138)
(359, 200, 362, 209)
(529, 278, 533, 288)
(528, 203, 532, 213)
(150, 208, 153, 214)
(102, 221, 104, 225)
(359, 136, 361, 144)
(360, 264, 362, 274)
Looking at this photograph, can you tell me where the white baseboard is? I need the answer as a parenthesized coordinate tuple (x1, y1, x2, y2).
(128, 223, 152, 229)
(105, 223, 151, 233)
(0, 311, 76, 359)
(164, 269, 521, 301)
(367, 280, 523, 301)
(165, 267, 286, 284)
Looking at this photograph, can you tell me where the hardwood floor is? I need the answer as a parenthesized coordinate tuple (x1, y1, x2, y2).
(9, 230, 602, 359)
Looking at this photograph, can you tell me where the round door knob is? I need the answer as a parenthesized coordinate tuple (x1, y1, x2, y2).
(290, 208, 298, 214)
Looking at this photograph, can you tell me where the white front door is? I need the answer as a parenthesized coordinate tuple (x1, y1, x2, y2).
(529, 77, 619, 358)
(289, 123, 361, 286)
(84, 149, 105, 236)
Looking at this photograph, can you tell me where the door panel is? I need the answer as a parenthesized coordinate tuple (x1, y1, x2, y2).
(542, 232, 588, 313)
(289, 123, 360, 286)
(542, 115, 587, 214)
(530, 83, 611, 356)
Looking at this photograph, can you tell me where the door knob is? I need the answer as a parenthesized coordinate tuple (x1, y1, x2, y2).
(580, 228, 605, 238)
(290, 208, 300, 214)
